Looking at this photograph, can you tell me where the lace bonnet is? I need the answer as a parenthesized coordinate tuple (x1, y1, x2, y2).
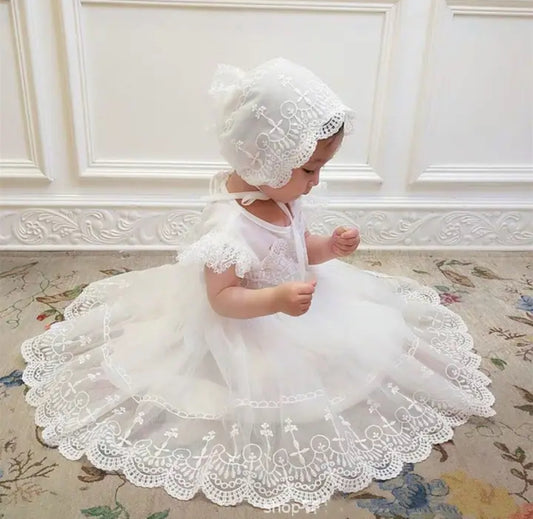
(209, 58, 355, 188)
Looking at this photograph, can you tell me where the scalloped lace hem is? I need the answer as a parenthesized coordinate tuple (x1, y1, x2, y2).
(44, 410, 467, 512)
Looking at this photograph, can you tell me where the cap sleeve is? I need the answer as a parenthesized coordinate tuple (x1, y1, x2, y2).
(176, 202, 258, 277)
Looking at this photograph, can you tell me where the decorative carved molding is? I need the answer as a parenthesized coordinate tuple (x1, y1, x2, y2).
(305, 207, 533, 248)
(1, 202, 532, 249)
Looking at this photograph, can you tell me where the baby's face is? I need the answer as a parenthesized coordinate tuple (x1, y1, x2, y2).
(260, 130, 344, 203)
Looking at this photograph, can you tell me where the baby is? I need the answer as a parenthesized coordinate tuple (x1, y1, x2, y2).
(21, 57, 495, 513)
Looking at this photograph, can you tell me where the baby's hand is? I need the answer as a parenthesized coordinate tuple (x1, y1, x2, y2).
(330, 226, 360, 257)
(275, 281, 317, 316)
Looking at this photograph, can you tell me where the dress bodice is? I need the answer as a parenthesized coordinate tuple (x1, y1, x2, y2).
(177, 171, 310, 288)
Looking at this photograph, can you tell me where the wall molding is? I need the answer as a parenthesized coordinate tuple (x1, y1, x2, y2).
(83, 160, 383, 184)
(447, 0, 533, 17)
(81, 0, 399, 12)
(0, 0, 50, 180)
(60, 0, 399, 184)
(412, 165, 533, 185)
(1, 197, 532, 250)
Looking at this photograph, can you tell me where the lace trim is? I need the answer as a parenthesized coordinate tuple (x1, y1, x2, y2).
(242, 238, 301, 288)
(177, 231, 258, 277)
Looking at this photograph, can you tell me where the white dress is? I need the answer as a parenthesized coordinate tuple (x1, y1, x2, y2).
(21, 171, 495, 511)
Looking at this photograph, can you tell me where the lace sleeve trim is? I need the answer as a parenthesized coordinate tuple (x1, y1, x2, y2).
(177, 232, 257, 277)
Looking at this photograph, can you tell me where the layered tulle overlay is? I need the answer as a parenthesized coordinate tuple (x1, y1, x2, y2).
(21, 172, 495, 510)
(21, 258, 495, 510)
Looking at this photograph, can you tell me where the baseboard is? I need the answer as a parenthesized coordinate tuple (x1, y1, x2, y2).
(1, 197, 532, 250)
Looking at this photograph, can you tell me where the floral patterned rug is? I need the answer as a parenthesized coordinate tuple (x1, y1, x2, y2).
(1, 250, 532, 519)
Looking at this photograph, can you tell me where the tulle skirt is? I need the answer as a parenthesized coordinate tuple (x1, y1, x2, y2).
(21, 259, 495, 511)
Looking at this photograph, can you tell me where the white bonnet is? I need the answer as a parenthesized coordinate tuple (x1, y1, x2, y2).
(209, 58, 355, 188)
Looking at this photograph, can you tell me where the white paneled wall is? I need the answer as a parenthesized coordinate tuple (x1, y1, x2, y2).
(1, 0, 532, 250)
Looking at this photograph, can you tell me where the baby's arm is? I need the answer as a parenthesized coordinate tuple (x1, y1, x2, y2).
(205, 266, 316, 318)
(305, 227, 360, 265)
